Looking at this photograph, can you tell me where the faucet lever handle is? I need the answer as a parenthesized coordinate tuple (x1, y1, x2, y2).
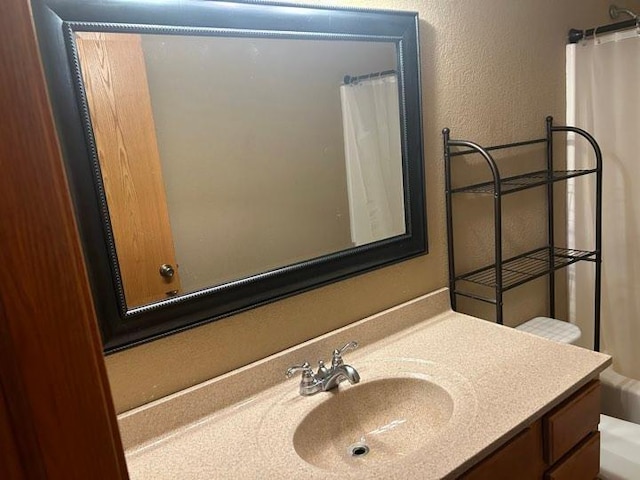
(285, 362, 313, 379)
(336, 341, 358, 354)
(332, 340, 358, 367)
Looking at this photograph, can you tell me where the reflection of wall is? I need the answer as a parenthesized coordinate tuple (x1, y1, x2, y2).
(142, 36, 396, 292)
(106, 0, 638, 413)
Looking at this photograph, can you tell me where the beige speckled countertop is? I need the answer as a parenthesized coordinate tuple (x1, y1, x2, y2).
(119, 289, 611, 479)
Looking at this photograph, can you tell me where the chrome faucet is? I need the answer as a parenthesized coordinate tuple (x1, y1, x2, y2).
(286, 341, 360, 396)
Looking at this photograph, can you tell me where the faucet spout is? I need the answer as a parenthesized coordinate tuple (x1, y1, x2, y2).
(322, 364, 360, 391)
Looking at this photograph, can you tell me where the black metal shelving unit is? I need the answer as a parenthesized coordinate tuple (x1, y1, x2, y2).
(443, 116, 603, 351)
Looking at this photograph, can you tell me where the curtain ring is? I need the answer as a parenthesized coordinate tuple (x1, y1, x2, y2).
(636, 17, 640, 35)
(593, 25, 600, 44)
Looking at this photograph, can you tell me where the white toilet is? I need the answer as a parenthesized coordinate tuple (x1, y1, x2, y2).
(516, 317, 640, 480)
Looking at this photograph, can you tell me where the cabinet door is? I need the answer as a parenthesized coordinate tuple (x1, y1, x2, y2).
(460, 422, 544, 480)
(75, 32, 181, 307)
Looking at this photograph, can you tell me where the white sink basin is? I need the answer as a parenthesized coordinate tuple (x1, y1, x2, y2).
(294, 377, 454, 470)
(258, 358, 478, 475)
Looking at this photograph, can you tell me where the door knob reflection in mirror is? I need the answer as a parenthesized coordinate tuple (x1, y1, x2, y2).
(159, 264, 175, 279)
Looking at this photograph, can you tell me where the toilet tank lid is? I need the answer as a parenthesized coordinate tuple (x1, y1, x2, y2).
(515, 317, 582, 345)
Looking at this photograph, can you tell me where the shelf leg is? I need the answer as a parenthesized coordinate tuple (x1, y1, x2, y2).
(494, 189, 503, 324)
(443, 129, 457, 311)
(546, 117, 556, 319)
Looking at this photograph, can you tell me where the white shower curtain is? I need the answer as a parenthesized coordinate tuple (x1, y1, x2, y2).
(567, 31, 640, 379)
(340, 75, 405, 246)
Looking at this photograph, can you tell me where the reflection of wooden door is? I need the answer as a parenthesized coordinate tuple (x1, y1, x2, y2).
(76, 32, 181, 307)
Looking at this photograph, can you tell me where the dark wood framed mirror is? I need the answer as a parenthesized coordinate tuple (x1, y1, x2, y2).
(32, 0, 426, 352)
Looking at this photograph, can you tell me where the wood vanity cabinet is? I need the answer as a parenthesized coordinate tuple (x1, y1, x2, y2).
(460, 380, 601, 480)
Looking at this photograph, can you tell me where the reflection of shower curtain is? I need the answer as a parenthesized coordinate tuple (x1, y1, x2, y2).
(566, 32, 640, 378)
(340, 75, 405, 246)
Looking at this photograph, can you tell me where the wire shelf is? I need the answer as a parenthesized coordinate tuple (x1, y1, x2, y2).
(456, 247, 596, 291)
(451, 169, 597, 195)
(444, 119, 602, 346)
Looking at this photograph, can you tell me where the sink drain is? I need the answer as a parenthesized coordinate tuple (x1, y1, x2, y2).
(348, 442, 370, 458)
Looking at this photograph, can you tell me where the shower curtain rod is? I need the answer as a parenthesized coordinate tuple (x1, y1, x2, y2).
(568, 17, 639, 43)
(343, 69, 396, 85)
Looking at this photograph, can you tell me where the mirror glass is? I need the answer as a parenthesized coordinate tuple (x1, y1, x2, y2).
(75, 32, 405, 308)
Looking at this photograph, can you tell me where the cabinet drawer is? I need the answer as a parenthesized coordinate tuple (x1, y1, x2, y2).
(543, 380, 600, 464)
(461, 422, 543, 480)
(545, 431, 600, 480)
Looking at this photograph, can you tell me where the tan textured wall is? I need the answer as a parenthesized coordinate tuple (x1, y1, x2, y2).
(106, 0, 635, 413)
